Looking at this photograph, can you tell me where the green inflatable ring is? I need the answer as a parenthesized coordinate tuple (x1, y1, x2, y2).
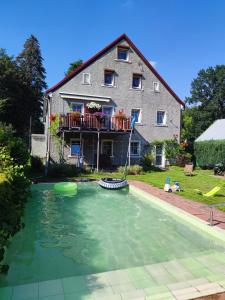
(54, 182, 77, 193)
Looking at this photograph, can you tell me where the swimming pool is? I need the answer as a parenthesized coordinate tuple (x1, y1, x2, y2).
(1, 182, 225, 291)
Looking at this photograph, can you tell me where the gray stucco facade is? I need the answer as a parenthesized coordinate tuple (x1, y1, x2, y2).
(45, 35, 183, 168)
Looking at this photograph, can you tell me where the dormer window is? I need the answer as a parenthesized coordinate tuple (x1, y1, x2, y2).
(132, 74, 142, 89)
(104, 70, 114, 86)
(117, 47, 129, 61)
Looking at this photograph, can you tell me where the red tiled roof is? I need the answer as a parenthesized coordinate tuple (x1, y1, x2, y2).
(46, 34, 184, 106)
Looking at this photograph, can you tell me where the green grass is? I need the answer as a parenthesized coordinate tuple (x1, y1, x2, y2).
(81, 167, 225, 210)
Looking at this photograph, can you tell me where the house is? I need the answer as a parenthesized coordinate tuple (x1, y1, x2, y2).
(195, 119, 225, 167)
(40, 34, 184, 170)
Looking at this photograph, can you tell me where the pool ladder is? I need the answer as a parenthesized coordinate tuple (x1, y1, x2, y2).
(200, 201, 225, 226)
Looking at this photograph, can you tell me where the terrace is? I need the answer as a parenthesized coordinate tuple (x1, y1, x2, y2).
(58, 112, 132, 132)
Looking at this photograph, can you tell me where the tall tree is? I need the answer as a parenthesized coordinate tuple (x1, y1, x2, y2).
(65, 59, 83, 76)
(0, 49, 31, 136)
(17, 35, 47, 133)
(185, 65, 225, 139)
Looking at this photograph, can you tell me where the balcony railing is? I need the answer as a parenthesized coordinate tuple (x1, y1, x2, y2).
(59, 113, 131, 131)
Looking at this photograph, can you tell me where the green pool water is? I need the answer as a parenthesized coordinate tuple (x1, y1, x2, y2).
(1, 182, 225, 287)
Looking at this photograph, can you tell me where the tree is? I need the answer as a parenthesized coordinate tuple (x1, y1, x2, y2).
(0, 49, 31, 137)
(185, 65, 225, 139)
(65, 59, 83, 76)
(17, 35, 47, 133)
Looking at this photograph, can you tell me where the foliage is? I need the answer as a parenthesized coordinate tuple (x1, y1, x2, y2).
(140, 152, 154, 171)
(194, 140, 225, 167)
(176, 152, 192, 167)
(118, 165, 143, 175)
(30, 156, 44, 173)
(50, 114, 62, 162)
(65, 59, 83, 76)
(48, 163, 81, 177)
(0, 129, 30, 272)
(17, 35, 47, 134)
(185, 65, 225, 142)
(114, 110, 127, 120)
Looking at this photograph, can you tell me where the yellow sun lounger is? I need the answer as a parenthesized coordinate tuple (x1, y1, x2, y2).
(195, 186, 221, 197)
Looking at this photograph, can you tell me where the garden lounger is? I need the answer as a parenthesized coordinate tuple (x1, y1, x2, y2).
(184, 164, 194, 176)
(195, 186, 221, 197)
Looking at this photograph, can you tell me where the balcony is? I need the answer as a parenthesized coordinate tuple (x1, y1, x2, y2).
(59, 113, 131, 132)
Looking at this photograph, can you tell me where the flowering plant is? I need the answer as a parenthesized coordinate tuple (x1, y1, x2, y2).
(71, 111, 81, 121)
(93, 112, 105, 120)
(86, 102, 101, 113)
(114, 110, 127, 120)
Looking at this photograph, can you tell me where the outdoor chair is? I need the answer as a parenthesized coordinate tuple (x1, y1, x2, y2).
(184, 164, 194, 176)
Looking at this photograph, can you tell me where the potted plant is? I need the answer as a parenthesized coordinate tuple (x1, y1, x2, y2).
(114, 110, 127, 121)
(86, 102, 101, 114)
(93, 111, 105, 120)
(71, 111, 81, 121)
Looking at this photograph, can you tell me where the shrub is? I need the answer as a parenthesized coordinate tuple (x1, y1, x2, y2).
(48, 163, 80, 177)
(194, 140, 225, 167)
(176, 152, 192, 167)
(30, 156, 44, 173)
(118, 165, 143, 175)
(141, 152, 154, 171)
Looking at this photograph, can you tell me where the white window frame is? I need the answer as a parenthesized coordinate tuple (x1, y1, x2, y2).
(82, 73, 91, 85)
(117, 47, 129, 61)
(156, 110, 167, 126)
(131, 108, 142, 124)
(70, 138, 83, 157)
(70, 102, 84, 114)
(153, 81, 160, 92)
(102, 105, 114, 116)
(130, 140, 141, 157)
(104, 70, 115, 86)
(132, 74, 142, 89)
(101, 139, 114, 157)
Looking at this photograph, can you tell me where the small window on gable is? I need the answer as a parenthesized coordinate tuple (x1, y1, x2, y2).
(132, 74, 142, 89)
(156, 111, 166, 126)
(153, 82, 159, 92)
(131, 109, 141, 123)
(117, 47, 129, 61)
(83, 73, 90, 85)
(130, 141, 140, 156)
(104, 70, 114, 86)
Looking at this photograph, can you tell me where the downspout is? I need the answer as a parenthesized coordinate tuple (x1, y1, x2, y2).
(45, 94, 52, 175)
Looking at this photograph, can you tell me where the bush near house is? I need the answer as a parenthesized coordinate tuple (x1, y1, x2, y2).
(0, 124, 30, 273)
(195, 140, 225, 167)
(118, 165, 143, 175)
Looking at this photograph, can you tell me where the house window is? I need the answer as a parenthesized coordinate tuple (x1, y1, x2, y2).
(156, 111, 166, 125)
(83, 73, 90, 85)
(102, 106, 114, 116)
(71, 103, 83, 113)
(104, 70, 114, 86)
(131, 109, 141, 123)
(155, 145, 163, 166)
(132, 74, 142, 89)
(70, 140, 81, 156)
(153, 82, 159, 92)
(101, 140, 113, 156)
(117, 47, 129, 61)
(130, 141, 140, 156)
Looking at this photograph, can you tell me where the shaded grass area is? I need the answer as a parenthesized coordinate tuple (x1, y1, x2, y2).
(80, 167, 225, 210)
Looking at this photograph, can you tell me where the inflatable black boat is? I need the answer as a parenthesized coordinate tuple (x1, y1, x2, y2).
(98, 178, 128, 190)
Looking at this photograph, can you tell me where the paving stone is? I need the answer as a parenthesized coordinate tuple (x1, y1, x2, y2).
(112, 282, 136, 294)
(199, 287, 225, 297)
(127, 266, 151, 281)
(39, 279, 63, 298)
(146, 291, 175, 300)
(62, 276, 88, 294)
(132, 278, 156, 289)
(94, 294, 122, 300)
(12, 283, 38, 300)
(144, 285, 169, 296)
(185, 278, 209, 286)
(92, 286, 114, 298)
(64, 292, 93, 300)
(174, 291, 201, 300)
(120, 289, 145, 299)
(85, 273, 110, 288)
(167, 281, 192, 291)
(107, 270, 130, 285)
(196, 282, 223, 292)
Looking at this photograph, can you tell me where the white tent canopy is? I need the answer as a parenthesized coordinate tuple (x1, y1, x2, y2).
(196, 119, 225, 142)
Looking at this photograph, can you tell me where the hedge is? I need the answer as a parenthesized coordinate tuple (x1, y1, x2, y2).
(194, 140, 225, 167)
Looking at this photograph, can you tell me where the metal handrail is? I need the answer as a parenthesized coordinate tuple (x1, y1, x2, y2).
(200, 202, 225, 226)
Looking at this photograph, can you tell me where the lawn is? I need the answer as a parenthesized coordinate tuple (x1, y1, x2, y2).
(81, 167, 225, 209)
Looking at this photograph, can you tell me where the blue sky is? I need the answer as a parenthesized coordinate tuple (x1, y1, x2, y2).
(1, 0, 225, 100)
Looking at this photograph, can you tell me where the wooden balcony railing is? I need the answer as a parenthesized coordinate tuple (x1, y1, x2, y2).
(59, 113, 131, 131)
